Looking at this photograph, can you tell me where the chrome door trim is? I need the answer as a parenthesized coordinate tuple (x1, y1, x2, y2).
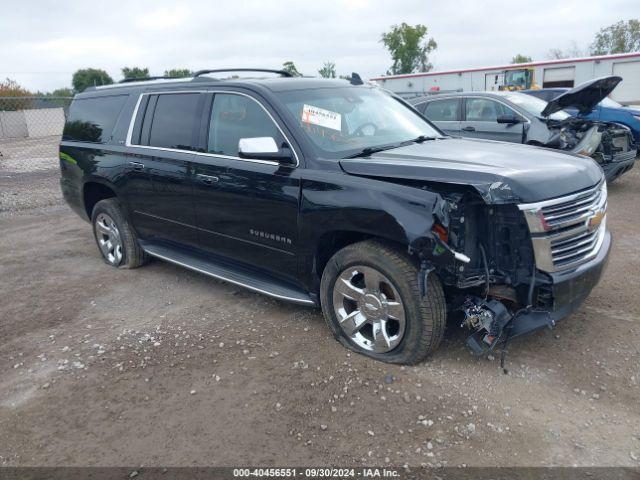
(125, 90, 301, 167)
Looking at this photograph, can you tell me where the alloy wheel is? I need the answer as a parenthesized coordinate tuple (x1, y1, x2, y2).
(95, 213, 123, 266)
(332, 265, 406, 353)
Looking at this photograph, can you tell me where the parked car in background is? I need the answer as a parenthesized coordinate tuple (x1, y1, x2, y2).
(523, 87, 640, 144)
(411, 77, 637, 182)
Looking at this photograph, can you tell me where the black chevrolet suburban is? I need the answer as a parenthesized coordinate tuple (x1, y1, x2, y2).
(59, 69, 610, 364)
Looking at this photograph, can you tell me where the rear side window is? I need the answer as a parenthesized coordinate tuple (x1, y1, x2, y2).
(207, 93, 283, 157)
(147, 93, 201, 150)
(423, 99, 461, 121)
(63, 95, 128, 143)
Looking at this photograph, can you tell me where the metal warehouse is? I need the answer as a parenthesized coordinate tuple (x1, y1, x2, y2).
(371, 52, 640, 105)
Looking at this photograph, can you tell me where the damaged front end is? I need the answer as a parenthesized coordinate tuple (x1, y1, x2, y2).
(544, 117, 637, 181)
(415, 178, 610, 366)
(460, 297, 552, 358)
(538, 76, 637, 182)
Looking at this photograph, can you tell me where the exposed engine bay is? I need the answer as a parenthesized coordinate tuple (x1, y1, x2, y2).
(544, 117, 636, 166)
(421, 190, 561, 368)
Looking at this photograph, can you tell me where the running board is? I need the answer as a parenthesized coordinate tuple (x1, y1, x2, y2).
(140, 242, 315, 306)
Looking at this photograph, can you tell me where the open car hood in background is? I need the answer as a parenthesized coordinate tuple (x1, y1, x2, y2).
(541, 76, 622, 117)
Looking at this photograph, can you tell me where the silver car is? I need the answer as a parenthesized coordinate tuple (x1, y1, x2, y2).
(410, 77, 636, 181)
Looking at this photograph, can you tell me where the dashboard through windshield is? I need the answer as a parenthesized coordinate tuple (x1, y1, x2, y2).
(275, 86, 442, 159)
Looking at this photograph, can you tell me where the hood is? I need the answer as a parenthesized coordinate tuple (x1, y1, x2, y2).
(621, 106, 640, 115)
(541, 76, 622, 117)
(339, 138, 603, 204)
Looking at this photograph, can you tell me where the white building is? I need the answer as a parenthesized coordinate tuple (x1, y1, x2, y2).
(371, 52, 640, 105)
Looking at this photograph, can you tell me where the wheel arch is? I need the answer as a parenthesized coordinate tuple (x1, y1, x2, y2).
(312, 230, 419, 288)
(299, 177, 458, 295)
(82, 179, 119, 219)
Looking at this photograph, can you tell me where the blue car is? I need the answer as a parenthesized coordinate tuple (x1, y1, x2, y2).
(524, 87, 640, 144)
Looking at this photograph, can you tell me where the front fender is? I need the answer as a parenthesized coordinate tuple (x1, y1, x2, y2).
(299, 171, 456, 285)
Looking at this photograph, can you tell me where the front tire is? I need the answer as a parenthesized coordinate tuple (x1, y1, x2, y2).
(91, 198, 148, 269)
(320, 240, 446, 364)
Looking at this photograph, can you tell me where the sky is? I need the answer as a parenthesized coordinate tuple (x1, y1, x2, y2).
(1, 0, 637, 92)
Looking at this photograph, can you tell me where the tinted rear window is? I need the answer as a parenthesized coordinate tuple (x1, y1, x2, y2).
(148, 93, 201, 150)
(63, 95, 128, 143)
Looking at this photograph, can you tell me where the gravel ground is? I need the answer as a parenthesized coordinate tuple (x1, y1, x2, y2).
(0, 148, 639, 468)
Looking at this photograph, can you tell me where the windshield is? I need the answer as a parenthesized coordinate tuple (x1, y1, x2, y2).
(275, 86, 442, 158)
(504, 70, 531, 89)
(600, 96, 622, 108)
(502, 92, 570, 121)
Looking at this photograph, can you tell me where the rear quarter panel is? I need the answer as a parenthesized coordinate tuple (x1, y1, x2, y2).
(59, 142, 128, 220)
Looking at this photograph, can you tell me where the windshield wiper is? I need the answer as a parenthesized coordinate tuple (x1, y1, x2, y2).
(344, 144, 402, 159)
(344, 136, 440, 159)
(411, 135, 439, 143)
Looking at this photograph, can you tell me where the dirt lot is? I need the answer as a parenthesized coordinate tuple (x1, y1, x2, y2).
(1, 144, 639, 468)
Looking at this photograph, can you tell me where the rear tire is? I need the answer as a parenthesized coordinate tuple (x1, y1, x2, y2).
(91, 198, 148, 269)
(320, 240, 446, 364)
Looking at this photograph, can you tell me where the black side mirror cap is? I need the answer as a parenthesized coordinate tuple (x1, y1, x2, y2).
(497, 114, 523, 124)
(239, 149, 296, 166)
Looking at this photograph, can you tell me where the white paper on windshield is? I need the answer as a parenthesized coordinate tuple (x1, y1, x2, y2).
(302, 104, 342, 131)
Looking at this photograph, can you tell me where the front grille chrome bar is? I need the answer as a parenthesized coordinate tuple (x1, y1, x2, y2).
(518, 182, 607, 273)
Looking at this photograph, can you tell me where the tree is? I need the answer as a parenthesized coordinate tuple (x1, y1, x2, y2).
(72, 68, 113, 93)
(121, 67, 150, 80)
(510, 54, 532, 64)
(590, 19, 640, 55)
(380, 23, 437, 75)
(282, 61, 301, 77)
(0, 78, 32, 110)
(164, 68, 193, 78)
(0, 78, 31, 96)
(546, 41, 584, 60)
(318, 62, 336, 78)
(50, 87, 74, 97)
(33, 87, 75, 106)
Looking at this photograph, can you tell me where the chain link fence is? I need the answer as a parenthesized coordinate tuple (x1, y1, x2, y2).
(0, 96, 72, 173)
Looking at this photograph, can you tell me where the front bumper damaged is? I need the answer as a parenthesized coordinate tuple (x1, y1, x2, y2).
(545, 229, 611, 322)
(600, 152, 636, 182)
(463, 230, 611, 358)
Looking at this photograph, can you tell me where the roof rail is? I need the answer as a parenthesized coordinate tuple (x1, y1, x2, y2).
(192, 68, 292, 78)
(119, 75, 183, 84)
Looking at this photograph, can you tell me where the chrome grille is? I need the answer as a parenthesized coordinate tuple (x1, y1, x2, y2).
(518, 182, 607, 273)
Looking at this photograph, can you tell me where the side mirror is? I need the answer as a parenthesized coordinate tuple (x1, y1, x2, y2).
(497, 114, 523, 124)
(238, 137, 296, 166)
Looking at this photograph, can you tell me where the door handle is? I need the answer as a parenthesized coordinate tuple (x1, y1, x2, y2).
(129, 161, 145, 171)
(197, 174, 219, 185)
(461, 126, 476, 132)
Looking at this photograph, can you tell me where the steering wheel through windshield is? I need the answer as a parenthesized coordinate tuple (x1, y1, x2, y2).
(353, 122, 378, 137)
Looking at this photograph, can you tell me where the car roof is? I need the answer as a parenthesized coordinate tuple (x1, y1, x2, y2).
(75, 76, 356, 99)
(523, 88, 569, 93)
(410, 90, 527, 104)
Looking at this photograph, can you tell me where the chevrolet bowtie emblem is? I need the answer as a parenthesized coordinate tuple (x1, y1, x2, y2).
(588, 210, 605, 230)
